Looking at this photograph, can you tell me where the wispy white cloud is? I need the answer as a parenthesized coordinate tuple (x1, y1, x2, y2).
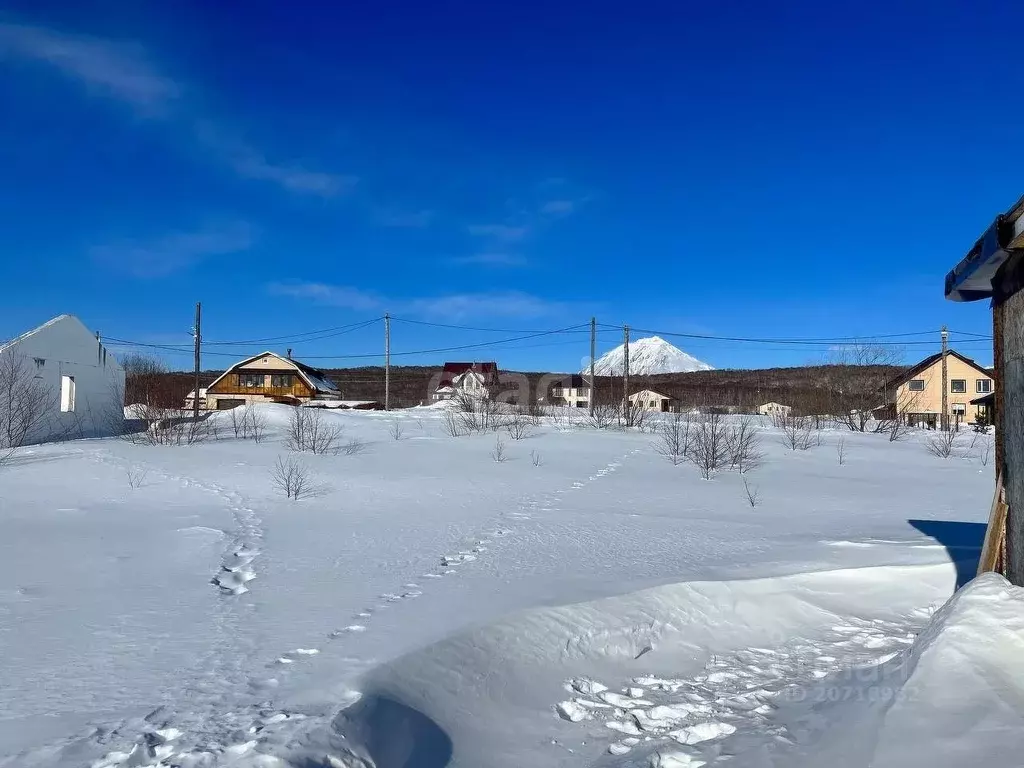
(373, 209, 434, 228)
(1, 22, 349, 197)
(267, 282, 383, 312)
(0, 23, 178, 115)
(540, 199, 577, 216)
(91, 221, 255, 278)
(449, 252, 527, 268)
(466, 223, 531, 242)
(267, 281, 563, 320)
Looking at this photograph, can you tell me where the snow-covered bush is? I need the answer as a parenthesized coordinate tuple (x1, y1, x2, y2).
(925, 429, 961, 459)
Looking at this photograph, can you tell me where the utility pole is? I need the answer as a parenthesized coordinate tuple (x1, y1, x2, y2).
(623, 324, 630, 418)
(193, 302, 202, 420)
(589, 317, 597, 416)
(941, 325, 949, 432)
(384, 313, 391, 411)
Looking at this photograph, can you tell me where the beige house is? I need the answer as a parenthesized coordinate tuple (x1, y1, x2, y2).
(879, 350, 994, 428)
(627, 389, 677, 412)
(757, 402, 792, 418)
(550, 375, 591, 408)
(202, 352, 341, 409)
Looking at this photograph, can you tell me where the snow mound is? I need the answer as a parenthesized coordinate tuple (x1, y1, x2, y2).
(780, 572, 1024, 767)
(585, 336, 713, 376)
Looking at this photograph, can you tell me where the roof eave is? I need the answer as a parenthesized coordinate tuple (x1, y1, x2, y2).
(945, 194, 1024, 302)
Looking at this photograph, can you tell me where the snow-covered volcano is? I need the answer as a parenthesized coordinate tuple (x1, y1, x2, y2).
(584, 335, 713, 376)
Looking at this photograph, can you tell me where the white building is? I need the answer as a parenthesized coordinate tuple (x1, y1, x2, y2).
(756, 402, 792, 418)
(551, 375, 591, 408)
(627, 389, 677, 412)
(0, 314, 125, 445)
(432, 362, 500, 402)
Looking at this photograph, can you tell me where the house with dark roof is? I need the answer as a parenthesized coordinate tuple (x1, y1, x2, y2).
(202, 351, 340, 409)
(432, 362, 499, 402)
(876, 349, 994, 429)
(549, 374, 592, 408)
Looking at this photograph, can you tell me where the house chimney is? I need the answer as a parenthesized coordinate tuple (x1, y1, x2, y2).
(287, 348, 293, 359)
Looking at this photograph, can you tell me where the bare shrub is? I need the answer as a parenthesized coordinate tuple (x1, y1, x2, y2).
(229, 404, 248, 439)
(442, 409, 465, 437)
(656, 412, 691, 465)
(725, 417, 764, 472)
(779, 415, 814, 451)
(689, 412, 728, 480)
(341, 437, 369, 456)
(287, 407, 344, 455)
(132, 409, 215, 446)
(742, 477, 761, 508)
(247, 406, 267, 443)
(979, 436, 994, 467)
(505, 411, 532, 441)
(271, 454, 311, 499)
(457, 396, 502, 434)
(836, 437, 847, 465)
(588, 404, 617, 430)
(619, 402, 651, 430)
(925, 430, 961, 459)
(126, 466, 148, 489)
(531, 449, 543, 467)
(388, 422, 405, 441)
(491, 435, 507, 463)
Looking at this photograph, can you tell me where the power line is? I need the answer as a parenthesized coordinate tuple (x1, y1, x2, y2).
(203, 317, 383, 346)
(389, 316, 592, 334)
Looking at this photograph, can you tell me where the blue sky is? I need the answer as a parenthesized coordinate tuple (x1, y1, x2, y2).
(0, 0, 1019, 372)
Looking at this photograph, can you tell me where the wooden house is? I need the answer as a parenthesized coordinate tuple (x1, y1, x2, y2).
(203, 351, 341, 409)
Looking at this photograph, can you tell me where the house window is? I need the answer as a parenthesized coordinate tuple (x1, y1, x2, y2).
(238, 373, 264, 388)
(270, 374, 293, 388)
(977, 379, 992, 394)
(60, 375, 75, 412)
(33, 357, 45, 368)
(950, 379, 966, 394)
(908, 379, 926, 392)
(552, 387, 563, 397)
(952, 403, 966, 416)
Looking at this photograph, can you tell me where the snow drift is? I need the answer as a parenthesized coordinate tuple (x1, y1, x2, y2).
(585, 336, 713, 376)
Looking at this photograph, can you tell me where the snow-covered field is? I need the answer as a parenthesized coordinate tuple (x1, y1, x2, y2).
(0, 405, 1014, 767)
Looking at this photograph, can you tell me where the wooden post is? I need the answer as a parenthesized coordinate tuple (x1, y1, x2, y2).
(941, 326, 949, 431)
(384, 313, 391, 411)
(193, 302, 202, 420)
(589, 317, 596, 416)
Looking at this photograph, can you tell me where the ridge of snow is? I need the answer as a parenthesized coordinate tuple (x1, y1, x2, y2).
(583, 336, 713, 376)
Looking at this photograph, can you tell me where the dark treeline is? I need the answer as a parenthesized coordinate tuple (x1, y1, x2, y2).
(127, 353, 906, 415)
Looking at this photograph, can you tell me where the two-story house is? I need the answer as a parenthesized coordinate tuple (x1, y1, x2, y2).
(431, 362, 500, 402)
(203, 351, 341, 409)
(550, 374, 592, 408)
(880, 350, 994, 428)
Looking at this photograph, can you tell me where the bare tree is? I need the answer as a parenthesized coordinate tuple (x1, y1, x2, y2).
(491, 435, 507, 463)
(836, 436, 847, 465)
(0, 353, 56, 452)
(742, 477, 761, 508)
(823, 343, 906, 432)
(120, 353, 171, 407)
(505, 411, 532, 441)
(656, 412, 692, 465)
(389, 422, 405, 441)
(271, 454, 312, 499)
(588, 404, 617, 430)
(442, 408, 465, 437)
(689, 412, 728, 480)
(925, 429, 961, 459)
(122, 402, 215, 446)
(247, 406, 267, 443)
(287, 407, 344, 455)
(229, 404, 248, 438)
(779, 415, 815, 451)
(979, 436, 994, 467)
(724, 416, 764, 472)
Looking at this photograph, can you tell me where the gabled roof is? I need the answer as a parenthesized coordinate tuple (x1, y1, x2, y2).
(887, 350, 993, 389)
(554, 374, 588, 388)
(0, 314, 123, 371)
(441, 361, 498, 375)
(205, 351, 339, 394)
(629, 388, 675, 400)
